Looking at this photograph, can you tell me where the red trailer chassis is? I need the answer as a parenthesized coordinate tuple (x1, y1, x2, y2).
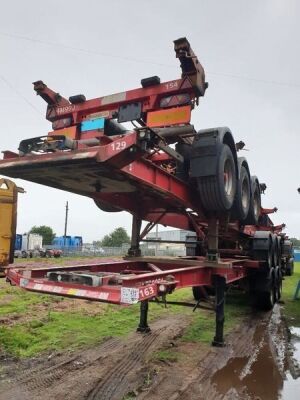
(0, 38, 286, 346)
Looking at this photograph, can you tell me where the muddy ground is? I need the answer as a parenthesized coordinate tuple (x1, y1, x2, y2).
(0, 304, 299, 400)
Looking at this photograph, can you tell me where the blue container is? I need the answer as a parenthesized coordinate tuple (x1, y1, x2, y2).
(72, 236, 83, 247)
(52, 236, 82, 248)
(52, 236, 71, 247)
(294, 249, 300, 262)
(15, 234, 22, 250)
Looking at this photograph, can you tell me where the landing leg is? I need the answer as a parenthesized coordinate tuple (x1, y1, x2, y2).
(212, 275, 226, 347)
(137, 300, 151, 333)
(207, 217, 219, 261)
(128, 215, 142, 257)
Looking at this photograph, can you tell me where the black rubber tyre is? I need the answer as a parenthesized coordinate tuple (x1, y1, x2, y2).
(274, 266, 282, 301)
(94, 199, 121, 213)
(277, 236, 282, 269)
(245, 176, 261, 225)
(254, 268, 275, 311)
(192, 286, 215, 300)
(286, 259, 294, 276)
(232, 164, 250, 220)
(192, 286, 205, 300)
(197, 144, 236, 212)
(283, 240, 293, 257)
(271, 234, 278, 268)
(252, 231, 272, 270)
(256, 290, 275, 311)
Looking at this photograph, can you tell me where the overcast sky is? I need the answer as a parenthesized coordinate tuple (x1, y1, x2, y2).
(0, 0, 299, 242)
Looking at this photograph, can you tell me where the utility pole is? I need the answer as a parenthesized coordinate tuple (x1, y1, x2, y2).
(155, 224, 158, 256)
(64, 201, 69, 247)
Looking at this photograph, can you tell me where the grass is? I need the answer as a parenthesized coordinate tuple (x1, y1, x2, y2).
(281, 261, 300, 326)
(0, 284, 194, 357)
(2, 263, 298, 358)
(183, 288, 250, 343)
(153, 349, 178, 363)
(13, 255, 115, 264)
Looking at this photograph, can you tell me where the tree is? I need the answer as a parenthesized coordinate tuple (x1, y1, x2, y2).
(290, 237, 300, 247)
(30, 225, 56, 245)
(101, 227, 130, 247)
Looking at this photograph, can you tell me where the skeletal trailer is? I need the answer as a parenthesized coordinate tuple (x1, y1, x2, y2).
(0, 38, 294, 345)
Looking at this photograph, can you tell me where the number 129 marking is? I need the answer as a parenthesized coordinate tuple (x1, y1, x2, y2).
(111, 141, 126, 151)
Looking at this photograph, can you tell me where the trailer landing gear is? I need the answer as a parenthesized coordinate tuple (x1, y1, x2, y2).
(137, 300, 151, 333)
(128, 215, 142, 257)
(212, 275, 226, 347)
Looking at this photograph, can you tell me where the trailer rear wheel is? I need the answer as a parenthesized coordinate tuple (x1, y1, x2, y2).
(277, 236, 282, 269)
(232, 164, 250, 220)
(254, 268, 275, 311)
(197, 144, 236, 212)
(192, 286, 215, 300)
(286, 259, 294, 276)
(245, 176, 261, 225)
(192, 286, 205, 300)
(252, 231, 272, 270)
(274, 266, 282, 301)
(256, 290, 275, 311)
(271, 234, 279, 268)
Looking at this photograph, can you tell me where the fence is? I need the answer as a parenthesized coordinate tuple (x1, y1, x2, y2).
(46, 243, 186, 257)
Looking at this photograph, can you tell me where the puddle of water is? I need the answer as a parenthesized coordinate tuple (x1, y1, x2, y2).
(289, 327, 300, 366)
(211, 309, 300, 399)
(212, 327, 284, 399)
(280, 373, 300, 400)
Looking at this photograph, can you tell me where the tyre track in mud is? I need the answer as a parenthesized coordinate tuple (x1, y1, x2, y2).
(15, 337, 121, 390)
(137, 308, 284, 400)
(0, 315, 190, 400)
(85, 314, 190, 400)
(0, 337, 126, 400)
(85, 330, 161, 400)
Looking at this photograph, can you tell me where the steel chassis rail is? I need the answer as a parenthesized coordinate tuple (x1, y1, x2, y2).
(6, 256, 260, 345)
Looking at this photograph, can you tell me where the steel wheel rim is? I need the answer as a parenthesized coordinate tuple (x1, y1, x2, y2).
(253, 189, 260, 218)
(224, 160, 234, 197)
(241, 178, 249, 210)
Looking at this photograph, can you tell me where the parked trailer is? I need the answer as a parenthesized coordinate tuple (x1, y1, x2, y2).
(0, 38, 291, 345)
(14, 233, 43, 258)
(0, 178, 19, 272)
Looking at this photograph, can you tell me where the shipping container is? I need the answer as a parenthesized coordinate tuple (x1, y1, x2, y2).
(22, 233, 43, 251)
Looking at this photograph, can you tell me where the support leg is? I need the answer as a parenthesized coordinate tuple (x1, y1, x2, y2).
(212, 275, 226, 347)
(128, 215, 142, 257)
(137, 300, 151, 333)
(207, 217, 219, 261)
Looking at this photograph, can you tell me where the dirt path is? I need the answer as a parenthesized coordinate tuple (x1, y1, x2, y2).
(0, 306, 297, 400)
(0, 314, 191, 400)
(137, 305, 296, 400)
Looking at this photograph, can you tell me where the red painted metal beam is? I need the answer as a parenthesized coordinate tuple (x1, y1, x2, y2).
(5, 256, 259, 305)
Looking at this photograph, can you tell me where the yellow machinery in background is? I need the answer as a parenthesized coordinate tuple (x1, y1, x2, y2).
(0, 178, 19, 271)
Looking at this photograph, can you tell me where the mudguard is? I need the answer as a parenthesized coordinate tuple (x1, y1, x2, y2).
(190, 127, 238, 178)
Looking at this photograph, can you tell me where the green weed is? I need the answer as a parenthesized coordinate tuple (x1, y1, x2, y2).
(281, 262, 300, 326)
(153, 349, 178, 362)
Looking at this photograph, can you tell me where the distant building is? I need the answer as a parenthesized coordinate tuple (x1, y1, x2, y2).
(146, 229, 195, 256)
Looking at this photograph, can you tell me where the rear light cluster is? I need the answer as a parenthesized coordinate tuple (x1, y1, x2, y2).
(160, 93, 191, 108)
